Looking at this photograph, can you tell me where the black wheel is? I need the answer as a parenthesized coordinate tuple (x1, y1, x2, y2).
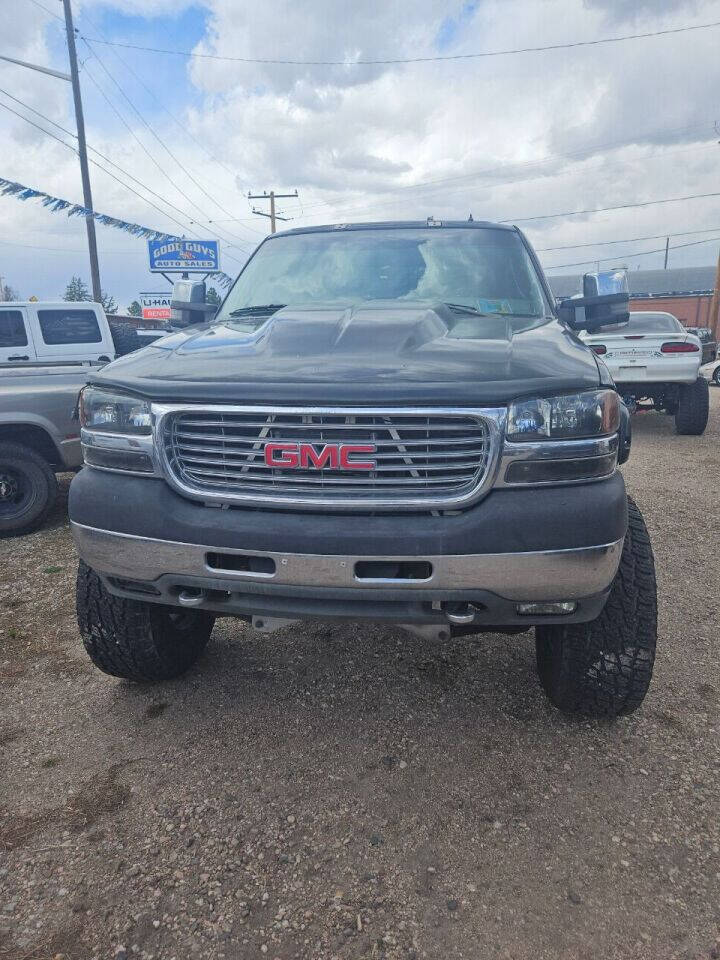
(109, 321, 141, 357)
(0, 442, 58, 536)
(535, 497, 657, 718)
(76, 561, 215, 681)
(675, 376, 709, 435)
(713, 366, 720, 386)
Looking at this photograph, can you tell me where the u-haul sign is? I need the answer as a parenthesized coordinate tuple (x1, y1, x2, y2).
(139, 292, 171, 321)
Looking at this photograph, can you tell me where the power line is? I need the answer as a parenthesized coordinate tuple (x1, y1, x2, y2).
(500, 190, 720, 226)
(544, 234, 720, 271)
(83, 47, 249, 247)
(0, 236, 147, 254)
(78, 13, 261, 221)
(75, 3, 255, 201)
(84, 44, 260, 246)
(24, 0, 64, 22)
(81, 20, 720, 66)
(206, 120, 716, 226)
(0, 93, 201, 240)
(0, 90, 250, 265)
(77, 68, 250, 255)
(294, 122, 717, 216)
(0, 98, 235, 255)
(535, 225, 720, 253)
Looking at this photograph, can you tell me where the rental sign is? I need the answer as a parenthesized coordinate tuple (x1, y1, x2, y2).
(139, 292, 172, 321)
(148, 239, 220, 273)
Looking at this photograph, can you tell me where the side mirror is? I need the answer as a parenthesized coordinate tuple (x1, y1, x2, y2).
(557, 269, 630, 332)
(170, 279, 216, 328)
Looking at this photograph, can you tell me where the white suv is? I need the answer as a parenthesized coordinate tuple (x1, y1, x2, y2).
(581, 311, 709, 435)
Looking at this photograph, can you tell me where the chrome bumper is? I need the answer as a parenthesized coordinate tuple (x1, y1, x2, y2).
(71, 522, 623, 603)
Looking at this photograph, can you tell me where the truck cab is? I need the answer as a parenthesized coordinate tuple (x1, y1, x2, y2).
(0, 301, 116, 365)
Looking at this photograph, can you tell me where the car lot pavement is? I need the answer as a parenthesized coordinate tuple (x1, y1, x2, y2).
(1, 393, 719, 960)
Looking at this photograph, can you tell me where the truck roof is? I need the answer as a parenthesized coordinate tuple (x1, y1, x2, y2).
(273, 219, 518, 239)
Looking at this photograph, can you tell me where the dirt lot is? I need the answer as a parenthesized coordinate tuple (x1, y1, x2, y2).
(2, 393, 719, 960)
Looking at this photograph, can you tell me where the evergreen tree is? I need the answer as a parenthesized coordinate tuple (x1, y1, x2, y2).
(64, 276, 91, 301)
(128, 300, 142, 317)
(206, 286, 221, 306)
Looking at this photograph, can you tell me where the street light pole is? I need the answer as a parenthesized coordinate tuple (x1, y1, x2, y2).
(62, 0, 101, 302)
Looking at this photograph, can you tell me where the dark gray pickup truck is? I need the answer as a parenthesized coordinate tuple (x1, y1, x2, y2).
(69, 220, 657, 717)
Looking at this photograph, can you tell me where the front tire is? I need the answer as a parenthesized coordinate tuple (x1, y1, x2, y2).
(712, 366, 720, 386)
(0, 441, 58, 536)
(535, 497, 657, 717)
(76, 561, 215, 681)
(675, 376, 709, 435)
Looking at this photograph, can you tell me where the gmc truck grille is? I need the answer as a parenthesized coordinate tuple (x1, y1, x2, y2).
(159, 406, 498, 511)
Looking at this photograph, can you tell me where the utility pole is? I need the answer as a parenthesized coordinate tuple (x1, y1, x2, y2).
(248, 190, 298, 234)
(663, 236, 670, 270)
(62, 0, 101, 302)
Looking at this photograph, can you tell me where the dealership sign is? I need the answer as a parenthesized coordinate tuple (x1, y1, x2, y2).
(148, 239, 220, 273)
(139, 292, 172, 321)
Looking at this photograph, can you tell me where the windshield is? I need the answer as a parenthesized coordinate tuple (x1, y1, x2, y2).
(216, 227, 551, 324)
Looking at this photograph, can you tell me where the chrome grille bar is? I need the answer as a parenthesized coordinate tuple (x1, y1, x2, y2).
(154, 404, 505, 512)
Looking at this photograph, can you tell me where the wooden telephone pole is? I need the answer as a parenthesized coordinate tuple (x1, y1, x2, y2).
(62, 0, 101, 302)
(248, 190, 298, 233)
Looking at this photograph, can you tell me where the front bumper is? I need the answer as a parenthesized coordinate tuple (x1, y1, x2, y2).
(69, 469, 627, 628)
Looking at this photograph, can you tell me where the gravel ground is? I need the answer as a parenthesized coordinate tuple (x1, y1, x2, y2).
(1, 393, 719, 960)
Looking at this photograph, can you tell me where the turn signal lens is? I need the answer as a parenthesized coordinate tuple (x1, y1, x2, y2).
(516, 601, 577, 616)
(591, 344, 607, 355)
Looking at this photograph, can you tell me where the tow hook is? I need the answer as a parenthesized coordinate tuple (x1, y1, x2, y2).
(444, 603, 476, 625)
(177, 588, 207, 608)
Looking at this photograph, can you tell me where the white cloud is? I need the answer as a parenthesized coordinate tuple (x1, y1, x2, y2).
(2, 0, 720, 304)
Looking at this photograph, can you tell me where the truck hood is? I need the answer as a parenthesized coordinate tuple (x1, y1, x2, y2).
(94, 301, 601, 405)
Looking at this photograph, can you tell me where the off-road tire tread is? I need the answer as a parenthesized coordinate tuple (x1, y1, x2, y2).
(675, 376, 709, 435)
(76, 561, 214, 681)
(0, 441, 57, 536)
(108, 320, 142, 357)
(535, 497, 657, 717)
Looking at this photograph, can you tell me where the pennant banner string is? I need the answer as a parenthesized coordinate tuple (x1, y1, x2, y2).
(0, 175, 182, 242)
(0, 175, 234, 287)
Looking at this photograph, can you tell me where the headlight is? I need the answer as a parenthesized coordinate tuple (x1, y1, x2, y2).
(79, 386, 154, 474)
(506, 389, 619, 441)
(79, 386, 152, 436)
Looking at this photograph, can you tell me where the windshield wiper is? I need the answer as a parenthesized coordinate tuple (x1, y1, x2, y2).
(442, 302, 500, 317)
(228, 304, 287, 317)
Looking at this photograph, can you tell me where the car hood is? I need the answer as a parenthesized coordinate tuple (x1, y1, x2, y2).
(94, 301, 601, 405)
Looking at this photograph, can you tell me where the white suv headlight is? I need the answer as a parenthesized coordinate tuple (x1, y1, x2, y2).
(507, 389, 620, 441)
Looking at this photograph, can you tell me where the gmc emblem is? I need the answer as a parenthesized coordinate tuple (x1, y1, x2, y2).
(264, 442, 377, 471)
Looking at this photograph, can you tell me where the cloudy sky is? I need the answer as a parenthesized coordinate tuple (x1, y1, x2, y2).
(1, 0, 719, 308)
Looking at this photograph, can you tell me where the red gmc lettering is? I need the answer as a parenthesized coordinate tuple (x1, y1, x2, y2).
(264, 442, 377, 470)
(300, 444, 339, 469)
(264, 443, 300, 468)
(339, 444, 377, 470)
